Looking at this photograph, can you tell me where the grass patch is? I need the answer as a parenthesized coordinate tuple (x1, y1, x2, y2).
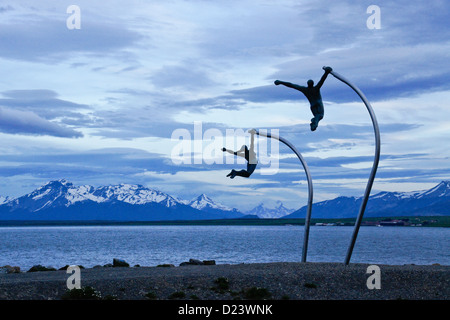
(214, 277, 230, 291)
(210, 277, 230, 294)
(168, 291, 186, 299)
(61, 286, 102, 300)
(145, 291, 157, 300)
(242, 287, 272, 300)
(304, 282, 317, 289)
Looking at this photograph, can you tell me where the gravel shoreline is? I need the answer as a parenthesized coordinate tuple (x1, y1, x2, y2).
(0, 262, 448, 300)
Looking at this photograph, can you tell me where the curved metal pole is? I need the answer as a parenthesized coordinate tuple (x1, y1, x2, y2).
(327, 69, 381, 265)
(255, 129, 313, 262)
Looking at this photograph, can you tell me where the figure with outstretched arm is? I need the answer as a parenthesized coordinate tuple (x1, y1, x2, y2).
(222, 129, 258, 179)
(274, 66, 332, 131)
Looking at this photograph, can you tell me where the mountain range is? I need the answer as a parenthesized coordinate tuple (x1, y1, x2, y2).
(245, 201, 293, 219)
(285, 181, 450, 219)
(0, 179, 449, 221)
(0, 180, 247, 221)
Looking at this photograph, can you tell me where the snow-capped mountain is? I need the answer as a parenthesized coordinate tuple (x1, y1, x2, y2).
(188, 194, 244, 218)
(91, 184, 182, 207)
(4, 179, 183, 212)
(285, 181, 450, 219)
(2, 180, 449, 221)
(189, 194, 230, 211)
(0, 179, 245, 221)
(0, 195, 10, 205)
(246, 201, 293, 219)
(6, 179, 77, 212)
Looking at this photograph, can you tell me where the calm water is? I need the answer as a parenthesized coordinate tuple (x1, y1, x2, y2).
(0, 225, 448, 270)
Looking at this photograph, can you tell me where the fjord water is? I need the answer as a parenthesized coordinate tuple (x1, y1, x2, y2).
(0, 225, 448, 270)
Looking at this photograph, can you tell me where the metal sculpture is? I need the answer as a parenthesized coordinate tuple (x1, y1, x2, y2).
(325, 67, 381, 265)
(254, 129, 313, 263)
(274, 67, 332, 131)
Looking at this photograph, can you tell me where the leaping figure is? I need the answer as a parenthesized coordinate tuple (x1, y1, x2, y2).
(222, 129, 258, 179)
(274, 66, 332, 131)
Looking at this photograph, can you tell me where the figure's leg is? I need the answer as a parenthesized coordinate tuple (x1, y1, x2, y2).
(310, 108, 318, 131)
(226, 169, 236, 178)
(244, 145, 250, 162)
(310, 114, 321, 131)
(232, 170, 251, 178)
(310, 104, 324, 131)
(313, 112, 324, 130)
(246, 163, 257, 176)
(236, 145, 246, 153)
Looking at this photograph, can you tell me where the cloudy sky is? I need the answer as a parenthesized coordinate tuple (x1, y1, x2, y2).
(1, 0, 449, 211)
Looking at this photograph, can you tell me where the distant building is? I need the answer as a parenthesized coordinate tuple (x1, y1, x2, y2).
(361, 221, 380, 226)
(379, 220, 405, 226)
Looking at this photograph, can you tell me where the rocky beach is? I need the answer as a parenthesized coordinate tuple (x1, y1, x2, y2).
(0, 260, 448, 301)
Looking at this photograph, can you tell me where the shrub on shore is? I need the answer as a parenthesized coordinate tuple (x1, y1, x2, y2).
(61, 286, 102, 300)
(27, 265, 56, 272)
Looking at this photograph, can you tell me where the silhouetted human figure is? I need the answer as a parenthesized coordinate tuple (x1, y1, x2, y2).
(222, 129, 257, 179)
(274, 66, 332, 131)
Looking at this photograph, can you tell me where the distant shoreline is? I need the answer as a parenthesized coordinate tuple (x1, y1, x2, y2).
(0, 215, 448, 227)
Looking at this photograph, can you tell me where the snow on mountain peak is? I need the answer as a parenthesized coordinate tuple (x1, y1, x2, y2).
(368, 181, 450, 201)
(5, 180, 185, 210)
(41, 179, 72, 188)
(0, 195, 10, 205)
(189, 194, 233, 211)
(421, 180, 450, 197)
(2, 179, 449, 219)
(90, 184, 180, 206)
(246, 202, 293, 219)
(1, 179, 239, 212)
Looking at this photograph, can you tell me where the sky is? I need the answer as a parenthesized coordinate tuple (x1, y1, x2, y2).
(0, 0, 449, 211)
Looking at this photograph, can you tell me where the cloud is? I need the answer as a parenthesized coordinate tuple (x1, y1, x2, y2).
(2, 89, 57, 100)
(378, 1, 450, 46)
(0, 0, 449, 208)
(0, 17, 141, 62)
(0, 107, 82, 137)
(0, 90, 90, 116)
(0, 148, 169, 181)
(149, 62, 219, 90)
(0, 89, 92, 131)
(247, 0, 450, 104)
(229, 85, 302, 104)
(194, 0, 319, 60)
(0, 5, 13, 14)
(268, 43, 450, 103)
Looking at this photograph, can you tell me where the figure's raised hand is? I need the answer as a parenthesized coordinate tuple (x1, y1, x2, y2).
(274, 80, 281, 85)
(323, 66, 333, 73)
(222, 147, 227, 152)
(248, 128, 257, 135)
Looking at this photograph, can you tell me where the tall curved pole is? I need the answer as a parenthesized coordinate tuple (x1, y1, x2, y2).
(326, 68, 381, 265)
(254, 129, 313, 262)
